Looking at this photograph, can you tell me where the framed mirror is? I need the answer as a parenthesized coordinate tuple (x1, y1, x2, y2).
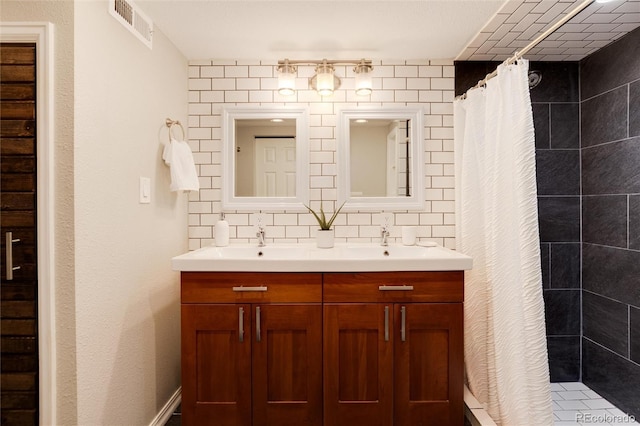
(222, 107, 309, 210)
(338, 107, 424, 210)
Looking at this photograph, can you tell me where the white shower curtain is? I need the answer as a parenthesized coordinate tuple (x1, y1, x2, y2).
(454, 60, 552, 426)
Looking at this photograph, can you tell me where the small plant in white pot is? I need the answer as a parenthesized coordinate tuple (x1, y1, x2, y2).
(305, 201, 345, 248)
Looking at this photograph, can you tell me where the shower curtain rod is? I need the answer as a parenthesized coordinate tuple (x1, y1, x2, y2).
(458, 0, 594, 99)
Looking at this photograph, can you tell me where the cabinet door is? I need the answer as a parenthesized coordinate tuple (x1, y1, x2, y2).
(253, 304, 323, 426)
(394, 303, 463, 426)
(324, 304, 393, 426)
(182, 304, 252, 426)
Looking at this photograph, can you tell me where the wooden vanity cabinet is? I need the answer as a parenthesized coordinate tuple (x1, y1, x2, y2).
(323, 272, 464, 426)
(181, 272, 323, 426)
(181, 270, 464, 426)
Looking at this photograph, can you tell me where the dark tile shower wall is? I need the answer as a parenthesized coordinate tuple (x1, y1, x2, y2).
(454, 61, 582, 382)
(580, 26, 640, 418)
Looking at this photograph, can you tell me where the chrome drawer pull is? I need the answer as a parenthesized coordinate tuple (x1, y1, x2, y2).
(378, 285, 414, 291)
(5, 232, 21, 281)
(232, 286, 268, 292)
(256, 306, 261, 343)
(401, 306, 407, 342)
(384, 306, 389, 342)
(239, 307, 245, 343)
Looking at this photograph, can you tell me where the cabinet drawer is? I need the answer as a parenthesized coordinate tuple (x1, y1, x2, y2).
(181, 272, 322, 303)
(323, 271, 463, 303)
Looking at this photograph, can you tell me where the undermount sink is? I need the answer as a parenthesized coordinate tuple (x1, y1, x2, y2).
(172, 243, 473, 272)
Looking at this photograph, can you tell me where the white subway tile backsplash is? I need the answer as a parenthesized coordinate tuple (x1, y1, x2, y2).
(432, 201, 455, 213)
(382, 77, 407, 90)
(188, 103, 213, 116)
(224, 65, 249, 78)
(419, 66, 443, 78)
(395, 65, 419, 78)
(420, 213, 444, 226)
(200, 66, 224, 78)
(249, 91, 273, 103)
(200, 91, 224, 103)
(211, 78, 236, 91)
(309, 151, 334, 164)
(432, 102, 454, 115)
(189, 202, 212, 214)
(425, 189, 444, 200)
(249, 65, 273, 78)
(286, 226, 310, 238)
(310, 175, 333, 189)
(347, 214, 372, 226)
(394, 90, 419, 102)
(188, 78, 212, 91)
(425, 139, 444, 152)
(188, 127, 212, 140)
(187, 60, 456, 248)
(236, 78, 260, 90)
(432, 151, 455, 164)
(224, 91, 249, 103)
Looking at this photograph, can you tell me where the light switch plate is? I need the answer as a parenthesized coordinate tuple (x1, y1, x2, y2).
(139, 177, 151, 204)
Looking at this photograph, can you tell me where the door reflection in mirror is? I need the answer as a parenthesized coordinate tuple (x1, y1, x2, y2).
(234, 119, 296, 197)
(350, 119, 410, 197)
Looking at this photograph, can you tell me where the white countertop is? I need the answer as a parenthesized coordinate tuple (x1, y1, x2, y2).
(172, 243, 473, 272)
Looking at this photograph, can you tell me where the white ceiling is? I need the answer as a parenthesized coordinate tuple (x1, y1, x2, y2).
(138, 0, 640, 62)
(138, 0, 506, 60)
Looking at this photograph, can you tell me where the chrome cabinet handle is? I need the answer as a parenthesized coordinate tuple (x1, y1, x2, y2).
(401, 306, 407, 342)
(5, 232, 21, 281)
(378, 285, 414, 291)
(256, 306, 261, 342)
(232, 286, 268, 292)
(239, 307, 245, 343)
(384, 306, 389, 342)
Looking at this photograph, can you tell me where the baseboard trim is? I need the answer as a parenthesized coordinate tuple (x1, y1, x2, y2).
(464, 385, 498, 426)
(149, 387, 181, 426)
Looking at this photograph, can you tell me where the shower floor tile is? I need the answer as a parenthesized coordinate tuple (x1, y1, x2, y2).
(553, 382, 638, 426)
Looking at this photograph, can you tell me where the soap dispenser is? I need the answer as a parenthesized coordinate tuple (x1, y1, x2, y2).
(215, 212, 229, 247)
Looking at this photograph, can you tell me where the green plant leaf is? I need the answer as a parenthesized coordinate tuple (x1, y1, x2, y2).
(325, 202, 345, 229)
(304, 201, 344, 230)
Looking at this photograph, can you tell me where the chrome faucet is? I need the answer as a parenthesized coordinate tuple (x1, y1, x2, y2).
(380, 225, 390, 247)
(256, 224, 266, 247)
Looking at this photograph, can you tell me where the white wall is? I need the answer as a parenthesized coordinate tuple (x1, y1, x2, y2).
(74, 1, 187, 424)
(187, 60, 456, 249)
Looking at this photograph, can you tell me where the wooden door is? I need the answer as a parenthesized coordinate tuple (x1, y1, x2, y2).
(394, 304, 464, 426)
(1, 43, 39, 426)
(323, 304, 393, 426)
(252, 304, 322, 426)
(181, 304, 252, 426)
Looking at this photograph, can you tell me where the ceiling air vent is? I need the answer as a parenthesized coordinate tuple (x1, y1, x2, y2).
(109, 0, 153, 49)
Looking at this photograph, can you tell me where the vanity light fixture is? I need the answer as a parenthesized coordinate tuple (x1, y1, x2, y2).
(277, 59, 297, 96)
(276, 58, 373, 96)
(314, 61, 336, 96)
(354, 60, 373, 96)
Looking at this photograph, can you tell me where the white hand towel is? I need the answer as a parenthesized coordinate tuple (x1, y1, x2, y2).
(162, 138, 200, 192)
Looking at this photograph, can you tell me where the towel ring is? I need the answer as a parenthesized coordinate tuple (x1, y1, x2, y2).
(165, 118, 185, 142)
